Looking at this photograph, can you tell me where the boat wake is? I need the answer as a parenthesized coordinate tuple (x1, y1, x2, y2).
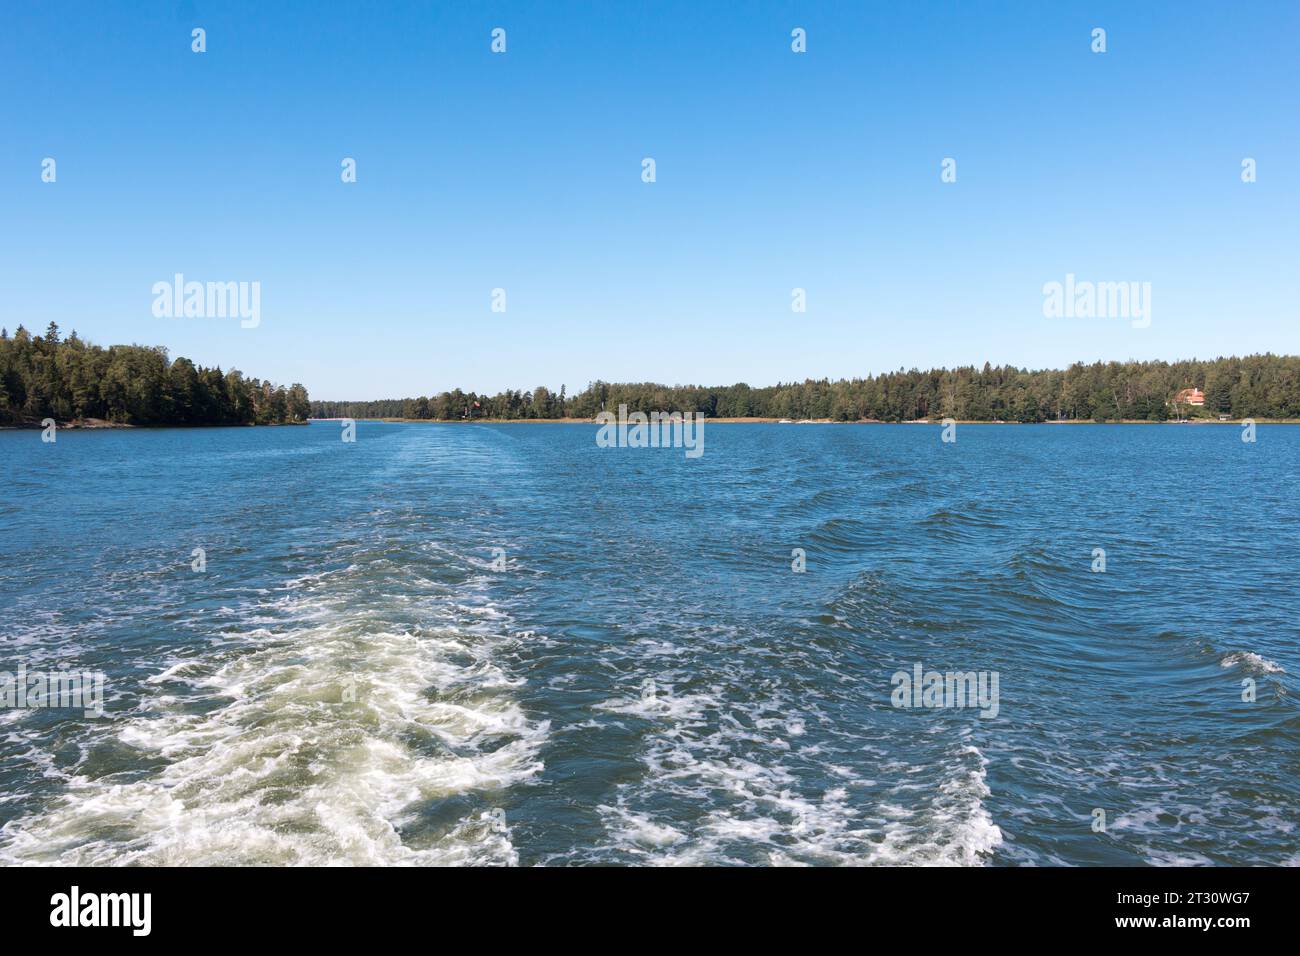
(0, 555, 545, 866)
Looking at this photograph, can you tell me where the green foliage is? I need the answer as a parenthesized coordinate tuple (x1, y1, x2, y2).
(309, 355, 1300, 423)
(0, 326, 307, 426)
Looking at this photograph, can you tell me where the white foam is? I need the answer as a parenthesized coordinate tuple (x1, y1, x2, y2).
(0, 564, 545, 866)
(584, 680, 1002, 866)
(1220, 651, 1284, 674)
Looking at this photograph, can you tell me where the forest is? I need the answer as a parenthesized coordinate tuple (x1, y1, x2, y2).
(0, 324, 310, 426)
(7, 324, 1297, 427)
(310, 354, 1300, 423)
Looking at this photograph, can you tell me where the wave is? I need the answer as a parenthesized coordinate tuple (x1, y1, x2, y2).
(1220, 651, 1285, 675)
(575, 678, 1002, 866)
(0, 556, 545, 866)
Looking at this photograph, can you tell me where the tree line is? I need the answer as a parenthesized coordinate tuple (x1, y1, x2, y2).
(0, 324, 310, 426)
(310, 354, 1300, 423)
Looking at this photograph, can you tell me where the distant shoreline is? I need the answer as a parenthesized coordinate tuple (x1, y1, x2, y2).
(308, 355, 1300, 425)
(0, 418, 309, 430)
(9, 417, 1291, 430)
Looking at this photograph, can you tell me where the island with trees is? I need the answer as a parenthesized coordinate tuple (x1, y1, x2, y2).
(0, 324, 310, 427)
(310, 354, 1300, 424)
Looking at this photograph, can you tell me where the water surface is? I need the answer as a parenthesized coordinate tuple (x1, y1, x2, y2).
(2, 422, 1296, 865)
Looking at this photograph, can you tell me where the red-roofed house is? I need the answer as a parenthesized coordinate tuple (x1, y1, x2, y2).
(1172, 387, 1205, 406)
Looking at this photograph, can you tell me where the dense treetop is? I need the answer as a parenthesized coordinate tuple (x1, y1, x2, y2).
(311, 355, 1300, 423)
(0, 324, 309, 426)
(6, 326, 1295, 428)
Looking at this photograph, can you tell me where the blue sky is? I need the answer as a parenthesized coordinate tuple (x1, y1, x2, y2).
(2, 1, 1297, 399)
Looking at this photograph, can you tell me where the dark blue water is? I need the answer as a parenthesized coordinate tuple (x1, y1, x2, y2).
(2, 421, 1297, 865)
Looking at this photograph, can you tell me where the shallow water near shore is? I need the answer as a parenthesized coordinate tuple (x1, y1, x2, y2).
(2, 421, 1297, 865)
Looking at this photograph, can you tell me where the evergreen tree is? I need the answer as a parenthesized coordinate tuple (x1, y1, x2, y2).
(308, 356, 1300, 424)
(0, 331, 306, 426)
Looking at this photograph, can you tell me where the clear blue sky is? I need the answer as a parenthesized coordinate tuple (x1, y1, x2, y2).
(2, 1, 1297, 400)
